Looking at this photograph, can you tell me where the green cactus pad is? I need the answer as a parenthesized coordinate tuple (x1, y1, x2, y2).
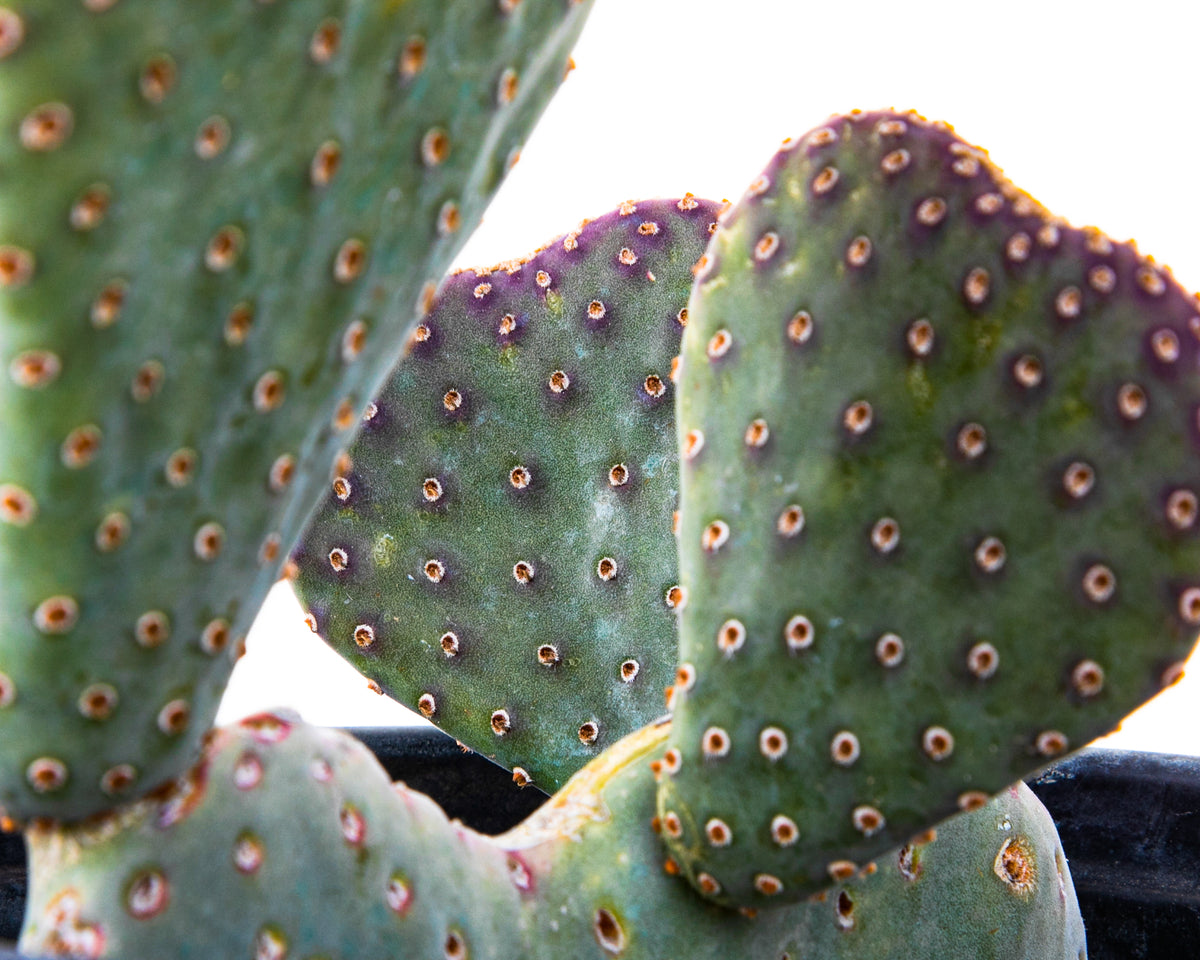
(658, 109, 1200, 905)
(511, 723, 1086, 959)
(20, 713, 524, 959)
(21, 715, 1086, 959)
(293, 198, 718, 792)
(0, 0, 592, 821)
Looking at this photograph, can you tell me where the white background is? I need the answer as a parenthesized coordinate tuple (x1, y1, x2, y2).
(220, 0, 1200, 755)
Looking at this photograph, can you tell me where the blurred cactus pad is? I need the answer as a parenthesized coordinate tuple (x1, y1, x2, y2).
(21, 715, 1085, 959)
(0, 0, 594, 822)
(294, 197, 719, 791)
(659, 109, 1200, 906)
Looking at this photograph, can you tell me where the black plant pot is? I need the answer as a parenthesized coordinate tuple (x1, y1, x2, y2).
(1025, 749, 1200, 957)
(2, 733, 1198, 958)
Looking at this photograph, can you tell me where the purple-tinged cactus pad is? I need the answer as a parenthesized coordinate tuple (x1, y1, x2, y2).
(659, 109, 1200, 905)
(0, 0, 593, 821)
(294, 198, 719, 791)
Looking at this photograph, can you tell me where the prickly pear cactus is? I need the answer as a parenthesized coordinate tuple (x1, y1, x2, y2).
(20, 713, 523, 959)
(21, 715, 1086, 959)
(294, 197, 718, 791)
(0, 0, 593, 821)
(659, 109, 1200, 905)
(510, 722, 1087, 959)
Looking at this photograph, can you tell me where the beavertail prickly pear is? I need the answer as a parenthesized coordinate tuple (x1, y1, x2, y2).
(20, 714, 1086, 959)
(512, 723, 1086, 959)
(0, 0, 593, 821)
(21, 713, 523, 959)
(658, 108, 1200, 905)
(294, 197, 719, 791)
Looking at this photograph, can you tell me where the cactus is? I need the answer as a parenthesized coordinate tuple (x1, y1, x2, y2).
(657, 109, 1200, 906)
(517, 722, 1087, 959)
(0, 0, 1180, 947)
(0, 0, 593, 822)
(20, 714, 1086, 959)
(293, 197, 718, 791)
(19, 713, 522, 959)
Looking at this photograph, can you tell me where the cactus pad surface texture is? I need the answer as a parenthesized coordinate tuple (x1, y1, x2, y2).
(658, 108, 1200, 906)
(294, 197, 719, 791)
(0, 0, 593, 822)
(20, 714, 1086, 959)
(20, 713, 524, 959)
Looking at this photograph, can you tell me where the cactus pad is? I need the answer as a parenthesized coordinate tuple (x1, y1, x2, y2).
(22, 715, 1086, 959)
(659, 109, 1200, 905)
(294, 198, 718, 791)
(20, 713, 523, 959)
(512, 723, 1086, 959)
(0, 0, 592, 821)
